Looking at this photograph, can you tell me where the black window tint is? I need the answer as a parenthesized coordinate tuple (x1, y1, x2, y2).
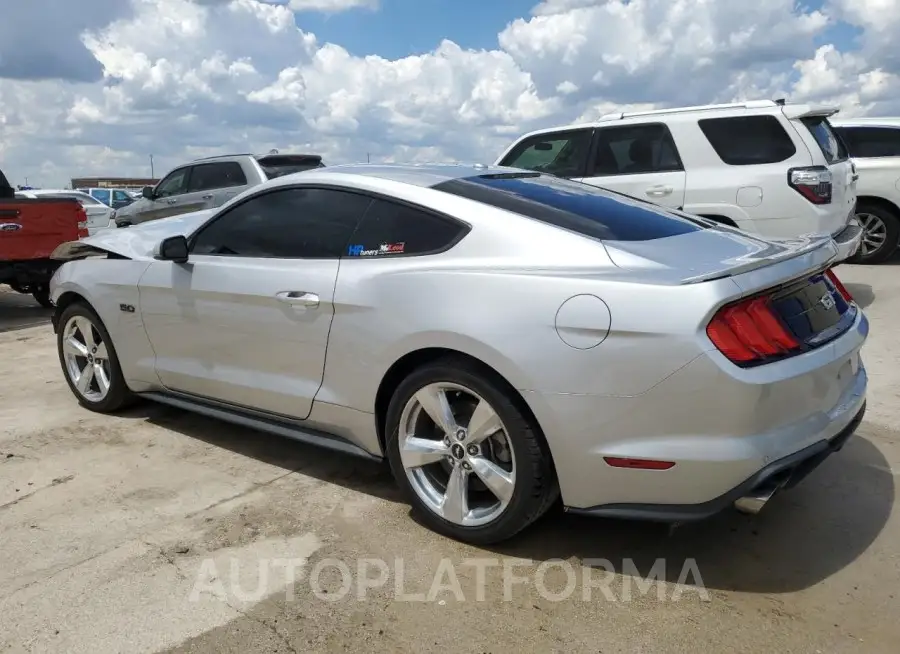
(188, 162, 248, 192)
(799, 116, 848, 163)
(191, 188, 370, 258)
(346, 199, 465, 257)
(155, 169, 189, 198)
(257, 155, 325, 179)
(591, 124, 683, 175)
(699, 116, 797, 165)
(499, 130, 593, 178)
(433, 173, 705, 242)
(834, 126, 900, 158)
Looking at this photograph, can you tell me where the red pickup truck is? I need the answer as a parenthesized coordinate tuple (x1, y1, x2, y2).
(0, 168, 89, 307)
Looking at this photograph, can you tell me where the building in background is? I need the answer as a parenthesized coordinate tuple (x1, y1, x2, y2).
(70, 176, 159, 189)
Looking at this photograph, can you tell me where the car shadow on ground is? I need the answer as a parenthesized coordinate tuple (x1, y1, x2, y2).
(483, 431, 893, 594)
(0, 290, 53, 333)
(118, 401, 403, 503)
(122, 399, 893, 595)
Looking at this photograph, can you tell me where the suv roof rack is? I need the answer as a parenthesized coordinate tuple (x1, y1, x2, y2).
(598, 100, 780, 122)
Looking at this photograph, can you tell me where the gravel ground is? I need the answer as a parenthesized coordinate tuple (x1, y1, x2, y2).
(0, 261, 898, 654)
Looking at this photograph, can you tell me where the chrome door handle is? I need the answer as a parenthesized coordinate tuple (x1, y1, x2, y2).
(202, 194, 214, 200)
(275, 291, 319, 308)
(166, 199, 177, 205)
(645, 185, 673, 197)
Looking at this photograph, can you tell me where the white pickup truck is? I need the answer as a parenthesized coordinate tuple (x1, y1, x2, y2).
(114, 153, 325, 227)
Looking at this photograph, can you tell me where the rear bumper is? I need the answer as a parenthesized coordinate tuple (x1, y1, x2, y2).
(832, 218, 863, 262)
(566, 401, 866, 522)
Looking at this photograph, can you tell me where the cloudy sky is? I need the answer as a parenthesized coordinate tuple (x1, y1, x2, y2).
(0, 0, 897, 187)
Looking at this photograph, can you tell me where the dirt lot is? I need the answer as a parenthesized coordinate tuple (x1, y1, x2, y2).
(1, 262, 898, 654)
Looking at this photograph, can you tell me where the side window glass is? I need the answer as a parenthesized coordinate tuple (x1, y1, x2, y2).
(190, 187, 370, 258)
(499, 130, 593, 178)
(592, 124, 683, 176)
(156, 169, 189, 198)
(837, 127, 900, 158)
(112, 190, 130, 203)
(188, 162, 248, 192)
(93, 189, 111, 205)
(346, 199, 466, 258)
(698, 116, 797, 165)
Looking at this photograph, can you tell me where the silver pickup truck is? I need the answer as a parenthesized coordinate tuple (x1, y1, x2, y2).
(114, 152, 324, 227)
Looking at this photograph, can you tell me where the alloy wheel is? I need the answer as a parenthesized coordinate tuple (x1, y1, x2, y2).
(858, 212, 888, 257)
(399, 382, 516, 527)
(62, 315, 112, 402)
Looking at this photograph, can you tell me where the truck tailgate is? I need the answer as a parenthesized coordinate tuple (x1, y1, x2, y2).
(0, 199, 86, 261)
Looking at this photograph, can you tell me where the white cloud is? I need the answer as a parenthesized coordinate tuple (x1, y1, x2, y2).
(0, 0, 897, 188)
(286, 0, 377, 11)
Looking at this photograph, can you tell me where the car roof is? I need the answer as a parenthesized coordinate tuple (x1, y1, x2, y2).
(831, 117, 900, 129)
(273, 163, 523, 188)
(505, 100, 841, 143)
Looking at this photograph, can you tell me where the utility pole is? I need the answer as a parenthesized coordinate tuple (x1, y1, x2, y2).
(367, 152, 370, 163)
(149, 154, 155, 178)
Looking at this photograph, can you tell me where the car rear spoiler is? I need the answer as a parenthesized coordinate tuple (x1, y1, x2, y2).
(781, 104, 840, 120)
(680, 235, 838, 284)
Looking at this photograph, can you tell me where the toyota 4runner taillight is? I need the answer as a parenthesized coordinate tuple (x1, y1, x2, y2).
(787, 166, 833, 204)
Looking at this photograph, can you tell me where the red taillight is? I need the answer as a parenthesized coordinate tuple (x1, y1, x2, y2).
(706, 294, 800, 365)
(76, 207, 89, 238)
(825, 268, 853, 302)
(788, 166, 832, 205)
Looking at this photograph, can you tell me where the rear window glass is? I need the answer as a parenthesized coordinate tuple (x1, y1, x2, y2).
(800, 117, 848, 164)
(698, 116, 797, 165)
(432, 173, 706, 242)
(257, 156, 325, 179)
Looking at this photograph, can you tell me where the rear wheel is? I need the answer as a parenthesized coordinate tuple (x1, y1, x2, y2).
(385, 357, 559, 544)
(57, 302, 134, 412)
(31, 286, 53, 309)
(849, 202, 900, 264)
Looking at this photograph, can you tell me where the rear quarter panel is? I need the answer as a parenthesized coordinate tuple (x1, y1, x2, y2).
(320, 202, 736, 417)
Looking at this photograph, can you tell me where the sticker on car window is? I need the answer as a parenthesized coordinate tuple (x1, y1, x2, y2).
(347, 242, 405, 256)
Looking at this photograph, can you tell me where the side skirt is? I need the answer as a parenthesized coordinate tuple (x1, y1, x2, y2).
(139, 390, 383, 462)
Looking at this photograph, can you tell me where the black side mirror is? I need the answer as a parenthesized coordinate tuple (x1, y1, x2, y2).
(156, 235, 189, 263)
(142, 186, 155, 200)
(533, 142, 554, 151)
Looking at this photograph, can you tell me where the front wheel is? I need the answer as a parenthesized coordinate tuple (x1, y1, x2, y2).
(848, 202, 900, 264)
(56, 302, 135, 412)
(385, 357, 559, 545)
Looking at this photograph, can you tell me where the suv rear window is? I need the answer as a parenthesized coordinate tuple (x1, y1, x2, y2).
(257, 155, 325, 179)
(432, 173, 706, 242)
(698, 116, 797, 165)
(799, 116, 848, 164)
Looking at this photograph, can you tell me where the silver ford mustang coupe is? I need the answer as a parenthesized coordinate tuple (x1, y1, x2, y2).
(48, 163, 868, 544)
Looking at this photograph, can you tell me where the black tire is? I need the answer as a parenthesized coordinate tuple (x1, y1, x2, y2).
(56, 301, 135, 413)
(31, 286, 54, 309)
(385, 356, 559, 545)
(848, 202, 900, 265)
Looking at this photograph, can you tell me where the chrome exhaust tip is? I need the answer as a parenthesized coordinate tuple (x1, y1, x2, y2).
(734, 483, 781, 515)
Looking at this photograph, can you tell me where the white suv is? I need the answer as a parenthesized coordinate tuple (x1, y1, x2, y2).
(831, 117, 900, 263)
(496, 100, 862, 262)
